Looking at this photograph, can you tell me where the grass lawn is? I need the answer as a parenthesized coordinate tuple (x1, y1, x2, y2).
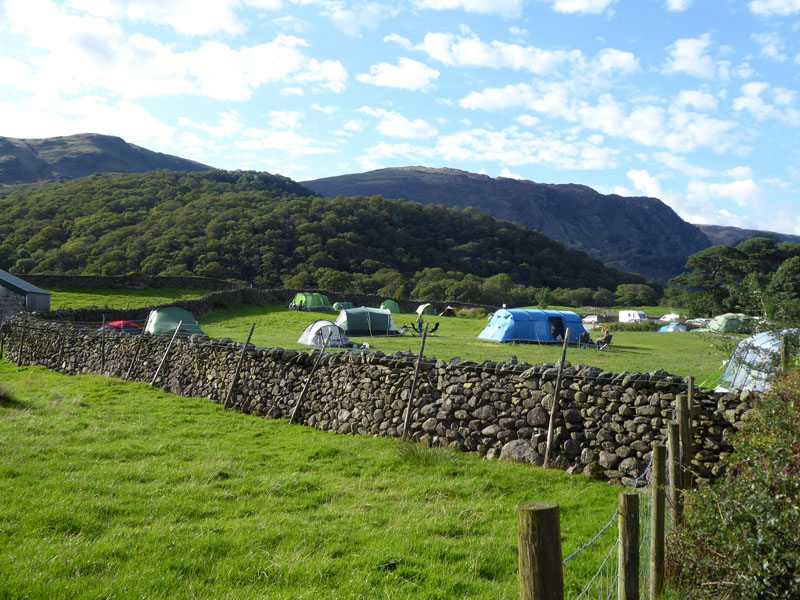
(47, 288, 213, 310)
(200, 304, 731, 385)
(0, 362, 620, 599)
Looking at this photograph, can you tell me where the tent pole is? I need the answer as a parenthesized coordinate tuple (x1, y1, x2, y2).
(543, 328, 570, 468)
(402, 323, 429, 442)
(290, 331, 331, 425)
(151, 321, 182, 386)
(223, 323, 256, 409)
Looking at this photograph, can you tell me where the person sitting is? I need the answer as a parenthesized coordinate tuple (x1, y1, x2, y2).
(596, 328, 612, 350)
(579, 330, 592, 349)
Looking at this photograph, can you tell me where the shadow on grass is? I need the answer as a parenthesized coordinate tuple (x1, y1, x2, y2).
(0, 386, 28, 410)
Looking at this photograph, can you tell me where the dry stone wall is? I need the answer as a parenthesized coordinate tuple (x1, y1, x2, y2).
(0, 315, 756, 485)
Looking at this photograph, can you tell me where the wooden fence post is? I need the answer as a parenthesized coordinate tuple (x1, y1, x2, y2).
(150, 322, 182, 386)
(100, 314, 106, 375)
(668, 421, 683, 526)
(289, 331, 331, 424)
(0, 330, 4, 361)
(618, 492, 639, 600)
(224, 323, 256, 410)
(517, 502, 564, 600)
(126, 336, 143, 380)
(650, 444, 666, 600)
(678, 394, 693, 491)
(402, 324, 428, 442)
(544, 329, 570, 468)
(781, 335, 790, 371)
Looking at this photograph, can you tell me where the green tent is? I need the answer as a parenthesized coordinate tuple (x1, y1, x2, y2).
(144, 306, 205, 336)
(290, 292, 332, 311)
(332, 301, 354, 310)
(416, 303, 436, 316)
(703, 313, 757, 334)
(335, 308, 400, 337)
(380, 299, 400, 313)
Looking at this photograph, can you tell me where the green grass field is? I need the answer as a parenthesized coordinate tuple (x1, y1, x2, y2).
(0, 363, 620, 599)
(48, 288, 212, 310)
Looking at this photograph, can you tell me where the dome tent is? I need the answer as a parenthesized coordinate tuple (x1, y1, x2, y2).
(289, 292, 332, 311)
(335, 307, 400, 337)
(716, 330, 796, 393)
(144, 306, 205, 336)
(380, 299, 400, 314)
(477, 309, 587, 344)
(659, 323, 687, 333)
(695, 313, 756, 334)
(416, 303, 436, 316)
(297, 320, 350, 348)
(332, 301, 354, 310)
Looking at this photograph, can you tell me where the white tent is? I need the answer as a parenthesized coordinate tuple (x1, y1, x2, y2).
(297, 320, 350, 348)
(716, 330, 795, 393)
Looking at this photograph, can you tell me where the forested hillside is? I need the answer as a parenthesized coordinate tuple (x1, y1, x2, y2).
(0, 170, 645, 298)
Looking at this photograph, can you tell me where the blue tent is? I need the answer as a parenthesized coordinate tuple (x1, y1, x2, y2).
(476, 309, 587, 344)
(659, 323, 687, 333)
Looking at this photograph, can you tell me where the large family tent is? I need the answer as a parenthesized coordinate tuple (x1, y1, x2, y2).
(659, 323, 687, 333)
(380, 299, 400, 314)
(335, 307, 400, 337)
(332, 301, 354, 310)
(144, 306, 205, 336)
(289, 292, 332, 311)
(696, 313, 756, 334)
(715, 330, 795, 393)
(416, 303, 436, 316)
(297, 320, 350, 348)
(477, 309, 587, 344)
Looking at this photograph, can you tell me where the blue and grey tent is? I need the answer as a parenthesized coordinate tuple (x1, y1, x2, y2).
(715, 330, 796, 393)
(476, 309, 587, 344)
(659, 323, 687, 333)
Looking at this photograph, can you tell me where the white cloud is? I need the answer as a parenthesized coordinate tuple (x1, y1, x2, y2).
(666, 0, 691, 11)
(311, 103, 337, 114)
(357, 107, 439, 138)
(413, 0, 524, 17)
(627, 169, 663, 198)
(726, 166, 754, 179)
(178, 111, 244, 138)
(733, 81, 800, 124)
(267, 110, 303, 129)
(295, 58, 348, 93)
(384, 33, 413, 49)
(547, 0, 616, 14)
(236, 127, 334, 156)
(652, 152, 714, 178)
(751, 32, 788, 61)
(663, 33, 716, 78)
(672, 90, 717, 111)
(687, 179, 767, 209)
(291, 0, 401, 35)
(342, 119, 364, 132)
(500, 168, 525, 179)
(749, 0, 800, 16)
(356, 58, 439, 91)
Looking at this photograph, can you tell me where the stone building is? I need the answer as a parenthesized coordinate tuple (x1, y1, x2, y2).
(0, 270, 51, 321)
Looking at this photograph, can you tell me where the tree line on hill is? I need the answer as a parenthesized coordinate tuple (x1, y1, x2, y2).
(0, 170, 649, 306)
(665, 237, 800, 322)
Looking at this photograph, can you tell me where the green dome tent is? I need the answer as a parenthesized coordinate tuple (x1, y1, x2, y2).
(289, 292, 332, 311)
(416, 303, 436, 316)
(335, 308, 400, 337)
(695, 313, 757, 334)
(380, 299, 400, 314)
(144, 306, 205, 336)
(332, 301, 354, 310)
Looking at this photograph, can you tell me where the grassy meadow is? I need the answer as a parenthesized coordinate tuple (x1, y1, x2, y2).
(48, 288, 212, 310)
(0, 363, 620, 599)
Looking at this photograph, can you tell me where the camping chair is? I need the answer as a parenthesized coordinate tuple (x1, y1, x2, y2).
(597, 334, 613, 351)
(429, 322, 440, 334)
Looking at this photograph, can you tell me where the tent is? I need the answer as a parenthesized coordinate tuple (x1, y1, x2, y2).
(335, 307, 400, 337)
(439, 306, 457, 317)
(659, 323, 687, 333)
(716, 330, 795, 393)
(297, 320, 350, 348)
(696, 313, 757, 334)
(380, 299, 400, 314)
(100, 320, 142, 335)
(477, 309, 587, 344)
(416, 303, 436, 316)
(332, 301, 354, 311)
(144, 306, 205, 336)
(289, 292, 332, 311)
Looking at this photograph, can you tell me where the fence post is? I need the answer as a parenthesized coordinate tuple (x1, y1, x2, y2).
(289, 330, 331, 424)
(224, 323, 256, 410)
(0, 330, 4, 361)
(150, 321, 182, 386)
(618, 492, 639, 600)
(650, 444, 666, 600)
(668, 422, 683, 526)
(402, 323, 429, 442)
(678, 394, 693, 491)
(125, 336, 143, 380)
(17, 316, 28, 366)
(57, 329, 66, 371)
(781, 335, 790, 371)
(100, 314, 106, 375)
(517, 502, 564, 600)
(544, 329, 570, 468)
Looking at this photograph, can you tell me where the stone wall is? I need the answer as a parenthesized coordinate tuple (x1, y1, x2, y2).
(0, 315, 755, 485)
(0, 287, 25, 320)
(14, 273, 244, 291)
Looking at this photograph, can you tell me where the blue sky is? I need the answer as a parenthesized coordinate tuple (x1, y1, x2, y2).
(2, 0, 800, 234)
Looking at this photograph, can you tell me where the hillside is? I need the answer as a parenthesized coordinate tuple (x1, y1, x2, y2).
(696, 224, 800, 247)
(0, 133, 211, 186)
(303, 167, 712, 284)
(0, 170, 643, 291)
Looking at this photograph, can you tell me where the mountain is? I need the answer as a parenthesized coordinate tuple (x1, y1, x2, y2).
(0, 133, 212, 186)
(0, 170, 643, 293)
(303, 166, 713, 284)
(696, 224, 800, 247)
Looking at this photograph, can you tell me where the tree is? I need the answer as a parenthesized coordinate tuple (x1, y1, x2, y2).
(535, 287, 552, 308)
(668, 246, 747, 315)
(314, 268, 352, 292)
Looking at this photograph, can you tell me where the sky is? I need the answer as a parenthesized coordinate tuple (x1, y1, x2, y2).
(1, 0, 800, 234)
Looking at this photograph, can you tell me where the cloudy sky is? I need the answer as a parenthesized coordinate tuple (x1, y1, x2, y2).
(2, 0, 800, 234)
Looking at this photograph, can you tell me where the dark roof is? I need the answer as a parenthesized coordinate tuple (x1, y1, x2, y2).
(0, 270, 51, 296)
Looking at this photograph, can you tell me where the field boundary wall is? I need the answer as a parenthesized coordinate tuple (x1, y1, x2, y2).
(0, 315, 755, 484)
